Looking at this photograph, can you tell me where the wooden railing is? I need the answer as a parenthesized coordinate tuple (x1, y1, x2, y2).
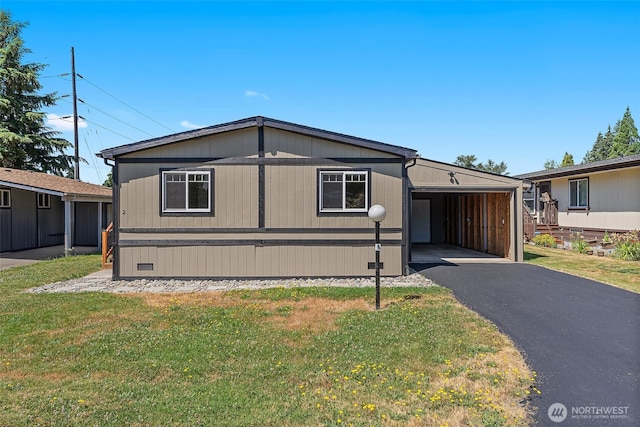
(101, 222, 114, 269)
(540, 192, 558, 225)
(523, 203, 536, 241)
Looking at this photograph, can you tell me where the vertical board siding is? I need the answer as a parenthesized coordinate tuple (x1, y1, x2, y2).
(265, 164, 403, 229)
(119, 244, 402, 278)
(118, 163, 258, 229)
(264, 128, 397, 159)
(443, 193, 510, 258)
(121, 128, 257, 159)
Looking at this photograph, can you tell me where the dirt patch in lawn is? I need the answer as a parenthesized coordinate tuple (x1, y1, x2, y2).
(135, 292, 373, 333)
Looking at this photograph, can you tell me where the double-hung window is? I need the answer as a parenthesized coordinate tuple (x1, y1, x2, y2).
(0, 189, 10, 208)
(319, 170, 369, 212)
(162, 170, 212, 213)
(37, 193, 50, 209)
(569, 178, 588, 208)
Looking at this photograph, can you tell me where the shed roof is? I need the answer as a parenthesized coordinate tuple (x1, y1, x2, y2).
(97, 116, 418, 160)
(0, 168, 112, 199)
(515, 154, 640, 181)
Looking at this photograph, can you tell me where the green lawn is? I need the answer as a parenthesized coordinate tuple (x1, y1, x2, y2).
(525, 245, 640, 293)
(1, 255, 536, 426)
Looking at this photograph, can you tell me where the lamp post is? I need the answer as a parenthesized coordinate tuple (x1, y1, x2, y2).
(368, 204, 386, 310)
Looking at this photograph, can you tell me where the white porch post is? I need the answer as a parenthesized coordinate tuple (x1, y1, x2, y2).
(64, 200, 72, 256)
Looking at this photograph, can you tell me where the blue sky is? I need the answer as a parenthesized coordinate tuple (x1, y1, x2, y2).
(4, 1, 639, 185)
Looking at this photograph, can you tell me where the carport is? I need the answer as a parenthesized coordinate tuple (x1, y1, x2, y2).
(406, 159, 525, 262)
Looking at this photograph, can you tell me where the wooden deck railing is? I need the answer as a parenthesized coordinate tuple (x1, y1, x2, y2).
(523, 203, 536, 241)
(101, 222, 114, 269)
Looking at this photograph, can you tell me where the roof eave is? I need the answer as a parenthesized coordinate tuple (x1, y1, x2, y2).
(516, 157, 640, 181)
(98, 116, 418, 160)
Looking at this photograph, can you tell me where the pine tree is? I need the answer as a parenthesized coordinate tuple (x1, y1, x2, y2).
(477, 159, 508, 175)
(583, 108, 640, 163)
(0, 10, 72, 174)
(560, 152, 574, 167)
(609, 107, 640, 158)
(453, 154, 478, 169)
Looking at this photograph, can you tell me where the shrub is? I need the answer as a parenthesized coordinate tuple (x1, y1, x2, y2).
(570, 233, 590, 254)
(532, 233, 557, 248)
(612, 230, 640, 261)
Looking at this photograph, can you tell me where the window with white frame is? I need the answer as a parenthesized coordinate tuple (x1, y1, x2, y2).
(0, 189, 10, 208)
(37, 193, 50, 208)
(319, 170, 368, 212)
(569, 178, 588, 208)
(162, 171, 211, 213)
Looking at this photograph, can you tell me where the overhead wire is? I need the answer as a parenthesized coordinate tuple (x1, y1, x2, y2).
(77, 74, 176, 133)
(78, 98, 156, 138)
(80, 117, 136, 141)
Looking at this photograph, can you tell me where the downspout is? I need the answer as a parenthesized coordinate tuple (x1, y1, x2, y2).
(403, 157, 418, 274)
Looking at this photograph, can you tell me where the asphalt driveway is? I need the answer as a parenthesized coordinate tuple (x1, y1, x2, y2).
(411, 262, 639, 427)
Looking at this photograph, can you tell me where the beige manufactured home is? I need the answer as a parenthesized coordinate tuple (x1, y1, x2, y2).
(98, 117, 524, 279)
(517, 154, 640, 234)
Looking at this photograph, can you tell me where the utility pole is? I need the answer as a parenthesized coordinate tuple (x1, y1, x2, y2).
(71, 47, 80, 180)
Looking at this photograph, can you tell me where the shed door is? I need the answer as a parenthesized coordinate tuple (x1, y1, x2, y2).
(11, 189, 37, 251)
(74, 202, 98, 246)
(411, 199, 431, 243)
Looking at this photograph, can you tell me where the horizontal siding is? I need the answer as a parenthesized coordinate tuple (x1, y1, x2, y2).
(551, 167, 640, 230)
(118, 244, 402, 278)
(264, 128, 397, 159)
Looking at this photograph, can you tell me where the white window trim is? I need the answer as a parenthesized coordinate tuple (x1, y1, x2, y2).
(569, 177, 589, 208)
(162, 170, 211, 213)
(0, 189, 10, 208)
(37, 193, 51, 209)
(319, 170, 369, 213)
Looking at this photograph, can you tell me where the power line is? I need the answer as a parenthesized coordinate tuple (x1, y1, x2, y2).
(77, 74, 175, 133)
(79, 98, 156, 138)
(80, 117, 136, 141)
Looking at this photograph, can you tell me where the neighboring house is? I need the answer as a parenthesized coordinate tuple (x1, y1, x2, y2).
(516, 154, 640, 235)
(98, 116, 525, 280)
(0, 168, 113, 253)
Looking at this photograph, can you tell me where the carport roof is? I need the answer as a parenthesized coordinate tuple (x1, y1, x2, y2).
(0, 168, 112, 199)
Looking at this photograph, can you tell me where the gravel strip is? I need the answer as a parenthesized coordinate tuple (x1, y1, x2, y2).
(27, 271, 435, 294)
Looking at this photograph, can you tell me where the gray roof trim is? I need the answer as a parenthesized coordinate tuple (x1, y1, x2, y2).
(262, 117, 417, 159)
(410, 186, 519, 193)
(98, 117, 259, 159)
(515, 154, 640, 181)
(0, 180, 65, 197)
(98, 116, 417, 160)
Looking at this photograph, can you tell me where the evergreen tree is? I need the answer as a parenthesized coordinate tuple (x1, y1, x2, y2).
(609, 107, 640, 157)
(477, 159, 508, 175)
(583, 132, 605, 162)
(560, 152, 574, 167)
(453, 154, 478, 169)
(544, 159, 558, 170)
(0, 10, 72, 174)
(583, 108, 639, 163)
